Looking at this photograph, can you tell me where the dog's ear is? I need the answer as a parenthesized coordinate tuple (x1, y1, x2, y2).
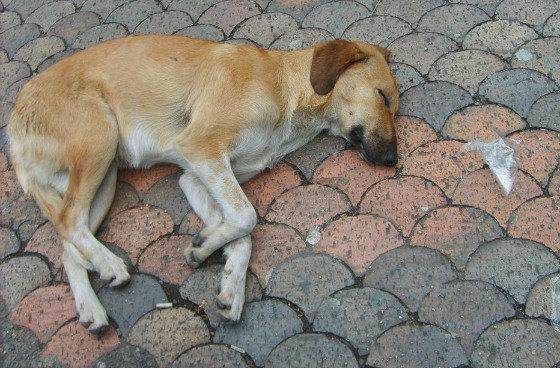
(310, 40, 368, 95)
(374, 45, 390, 61)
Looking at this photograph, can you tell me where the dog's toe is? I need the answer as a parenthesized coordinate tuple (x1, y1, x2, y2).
(184, 248, 201, 268)
(192, 233, 205, 247)
(216, 299, 230, 310)
(88, 322, 109, 335)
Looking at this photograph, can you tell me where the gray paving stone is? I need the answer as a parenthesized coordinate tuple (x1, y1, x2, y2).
(0, 256, 51, 310)
(25, 1, 76, 32)
(302, 1, 370, 38)
(462, 20, 538, 58)
(37, 49, 77, 72)
(544, 12, 560, 37)
(419, 280, 515, 354)
(495, 0, 560, 31)
(265, 333, 359, 368)
(418, 4, 489, 43)
(314, 287, 408, 355)
(479, 68, 558, 118)
(107, 181, 140, 219)
(465, 238, 560, 304)
(3, 77, 29, 103)
(72, 23, 128, 49)
(171, 344, 248, 368)
(128, 308, 210, 367)
(0, 50, 7, 64)
(168, 0, 222, 21)
(93, 344, 158, 368)
(525, 273, 560, 322)
(175, 24, 224, 41)
(390, 62, 424, 93)
(0, 61, 30, 97)
(342, 16, 412, 47)
(1, 194, 46, 242)
(0, 320, 45, 368)
(0, 101, 13, 129)
(106, 0, 163, 32)
(527, 91, 560, 132)
(388, 32, 458, 75)
(13, 36, 66, 71)
(142, 172, 190, 225)
(363, 246, 459, 312)
(81, 0, 130, 20)
(213, 299, 303, 366)
(267, 0, 331, 22)
(198, 0, 261, 36)
(0, 11, 21, 33)
(6, 0, 52, 17)
(266, 253, 355, 320)
(270, 28, 334, 50)
(471, 319, 560, 368)
(0, 24, 42, 58)
(48, 12, 101, 44)
(399, 81, 473, 131)
(428, 50, 507, 94)
(179, 264, 262, 327)
(512, 37, 560, 85)
(98, 273, 168, 337)
(0, 227, 19, 259)
(367, 323, 468, 368)
(448, 0, 502, 16)
(134, 10, 193, 35)
(233, 13, 297, 48)
(374, 0, 446, 26)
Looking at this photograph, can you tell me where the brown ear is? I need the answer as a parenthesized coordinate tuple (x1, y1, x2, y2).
(374, 45, 390, 61)
(310, 40, 368, 95)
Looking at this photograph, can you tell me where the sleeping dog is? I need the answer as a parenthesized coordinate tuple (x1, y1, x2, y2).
(8, 35, 399, 333)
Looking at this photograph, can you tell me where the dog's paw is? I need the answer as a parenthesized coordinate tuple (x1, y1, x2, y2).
(76, 295, 109, 334)
(192, 233, 206, 247)
(216, 273, 245, 321)
(91, 251, 130, 287)
(184, 247, 203, 268)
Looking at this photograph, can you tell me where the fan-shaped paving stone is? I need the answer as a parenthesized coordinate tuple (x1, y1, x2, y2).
(525, 273, 560, 322)
(453, 169, 542, 227)
(471, 319, 560, 368)
(395, 116, 437, 163)
(0, 62, 30, 97)
(443, 104, 525, 141)
(0, 11, 20, 33)
(463, 20, 538, 58)
(176, 24, 225, 41)
(48, 12, 101, 44)
(73, 23, 128, 49)
(134, 11, 193, 35)
(0, 227, 19, 259)
(213, 299, 303, 366)
(179, 264, 262, 327)
(363, 246, 458, 312)
(390, 62, 424, 93)
(171, 344, 248, 368)
(429, 50, 507, 94)
(550, 168, 560, 196)
(1, 322, 43, 368)
(0, 256, 51, 311)
(266, 184, 351, 235)
(142, 172, 190, 225)
(168, 0, 222, 21)
(250, 223, 305, 286)
(302, 1, 369, 39)
(449, 0, 501, 16)
(465, 238, 560, 304)
(315, 215, 403, 275)
(106, 0, 162, 32)
(496, 0, 560, 31)
(418, 4, 490, 43)
(234, 13, 297, 48)
(399, 82, 473, 131)
(81, 0, 129, 20)
(419, 280, 515, 353)
(402, 140, 484, 197)
(25, 1, 75, 32)
(544, 12, 560, 36)
(284, 133, 346, 179)
(410, 206, 503, 269)
(10, 285, 75, 343)
(527, 91, 560, 131)
(119, 164, 179, 192)
(43, 322, 119, 368)
(509, 196, 560, 252)
(14, 36, 66, 71)
(138, 235, 192, 285)
(3, 76, 30, 103)
(266, 0, 331, 22)
(242, 162, 302, 217)
(360, 176, 447, 236)
(367, 323, 468, 368)
(37, 49, 77, 72)
(128, 308, 210, 367)
(271, 28, 334, 50)
(0, 24, 41, 58)
(388, 33, 458, 75)
(178, 209, 204, 235)
(480, 69, 557, 118)
(314, 288, 408, 355)
(343, 16, 412, 47)
(99, 205, 174, 262)
(0, 194, 46, 242)
(512, 38, 560, 84)
(375, 0, 446, 26)
(6, 0, 52, 17)
(265, 333, 359, 368)
(509, 130, 560, 186)
(98, 273, 168, 336)
(198, 0, 260, 36)
(26, 223, 63, 270)
(0, 49, 8, 64)
(266, 253, 354, 319)
(94, 344, 158, 368)
(313, 150, 395, 206)
(106, 181, 140, 220)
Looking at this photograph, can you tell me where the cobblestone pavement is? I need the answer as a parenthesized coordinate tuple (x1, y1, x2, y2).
(1, 0, 560, 367)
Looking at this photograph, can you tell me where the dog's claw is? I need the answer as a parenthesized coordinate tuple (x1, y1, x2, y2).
(192, 233, 205, 247)
(88, 323, 109, 336)
(184, 248, 201, 268)
(216, 299, 230, 310)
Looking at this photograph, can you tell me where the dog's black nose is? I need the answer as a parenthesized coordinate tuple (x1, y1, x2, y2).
(383, 150, 398, 166)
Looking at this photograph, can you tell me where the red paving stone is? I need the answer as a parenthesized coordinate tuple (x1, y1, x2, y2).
(395, 116, 438, 166)
(314, 214, 403, 275)
(453, 168, 543, 227)
(10, 285, 75, 343)
(179, 209, 204, 235)
(509, 196, 560, 252)
(360, 176, 448, 236)
(26, 222, 62, 270)
(138, 235, 193, 285)
(0, 151, 7, 171)
(550, 168, 560, 195)
(118, 164, 179, 192)
(312, 150, 395, 206)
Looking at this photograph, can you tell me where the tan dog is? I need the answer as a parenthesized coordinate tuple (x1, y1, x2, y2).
(8, 35, 399, 333)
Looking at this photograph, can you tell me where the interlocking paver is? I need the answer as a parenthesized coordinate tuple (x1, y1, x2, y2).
(73, 23, 128, 49)
(0, 11, 20, 33)
(544, 11, 560, 36)
(509, 196, 560, 252)
(175, 24, 225, 41)
(394, 116, 437, 163)
(13, 36, 66, 71)
(495, 0, 560, 31)
(94, 344, 158, 368)
(463, 20, 538, 58)
(81, 0, 130, 20)
(37, 49, 77, 72)
(271, 28, 334, 50)
(314, 287, 408, 355)
(448, 0, 501, 16)
(138, 235, 192, 285)
(367, 323, 468, 368)
(142, 172, 190, 225)
(550, 168, 560, 196)
(374, 0, 446, 26)
(213, 299, 303, 366)
(389, 62, 424, 93)
(0, 193, 46, 242)
(134, 10, 193, 35)
(26, 222, 63, 270)
(198, 0, 260, 37)
(0, 319, 45, 368)
(363, 246, 458, 312)
(512, 38, 560, 85)
(6, 0, 52, 17)
(266, 0, 330, 22)
(178, 209, 204, 236)
(471, 319, 560, 368)
(0, 61, 30, 101)
(527, 91, 560, 132)
(48, 12, 101, 45)
(119, 164, 179, 192)
(168, 0, 222, 21)
(3, 76, 30, 103)
(302, 1, 369, 38)
(418, 4, 490, 43)
(0, 227, 19, 259)
(106, 181, 140, 220)
(25, 1, 76, 32)
(171, 344, 248, 368)
(0, 255, 51, 311)
(234, 13, 298, 48)
(525, 272, 560, 322)
(0, 24, 42, 59)
(106, 0, 163, 32)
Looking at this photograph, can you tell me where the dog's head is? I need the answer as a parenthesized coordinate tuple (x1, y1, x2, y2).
(311, 40, 399, 166)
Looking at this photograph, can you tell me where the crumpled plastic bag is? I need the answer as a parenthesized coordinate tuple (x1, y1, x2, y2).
(462, 138, 518, 195)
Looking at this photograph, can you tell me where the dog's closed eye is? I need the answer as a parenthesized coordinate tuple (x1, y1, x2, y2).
(378, 89, 390, 109)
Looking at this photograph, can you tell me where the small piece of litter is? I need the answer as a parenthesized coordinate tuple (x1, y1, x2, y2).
(306, 227, 321, 245)
(156, 302, 173, 309)
(514, 48, 534, 62)
(288, 39, 303, 50)
(230, 345, 245, 354)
